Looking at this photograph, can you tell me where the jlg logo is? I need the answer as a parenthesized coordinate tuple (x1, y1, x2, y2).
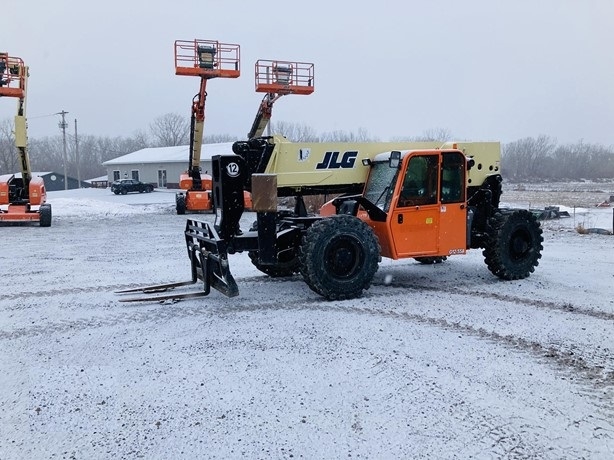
(315, 151, 358, 169)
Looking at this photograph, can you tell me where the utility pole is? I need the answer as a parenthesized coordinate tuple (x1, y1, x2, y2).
(74, 118, 80, 187)
(57, 110, 69, 190)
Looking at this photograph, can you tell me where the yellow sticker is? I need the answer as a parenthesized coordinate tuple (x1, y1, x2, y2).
(426, 217, 433, 224)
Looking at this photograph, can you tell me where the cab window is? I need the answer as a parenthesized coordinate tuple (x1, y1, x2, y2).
(398, 155, 438, 207)
(440, 152, 465, 203)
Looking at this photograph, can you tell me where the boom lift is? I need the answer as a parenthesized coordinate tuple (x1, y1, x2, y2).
(0, 53, 51, 227)
(173, 39, 240, 215)
(119, 133, 543, 302)
(248, 59, 314, 139)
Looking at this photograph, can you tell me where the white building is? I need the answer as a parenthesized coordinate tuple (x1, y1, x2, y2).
(102, 143, 235, 188)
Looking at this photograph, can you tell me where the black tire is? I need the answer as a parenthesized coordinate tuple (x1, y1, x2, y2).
(414, 256, 447, 264)
(176, 194, 186, 215)
(483, 209, 543, 280)
(113, 190, 120, 195)
(147, 186, 154, 193)
(39, 204, 52, 227)
(299, 215, 381, 300)
(120, 188, 127, 195)
(247, 220, 300, 277)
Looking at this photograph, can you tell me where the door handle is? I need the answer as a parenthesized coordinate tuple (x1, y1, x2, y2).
(398, 214, 403, 224)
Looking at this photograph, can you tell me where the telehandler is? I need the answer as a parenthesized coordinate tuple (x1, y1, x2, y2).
(119, 132, 543, 302)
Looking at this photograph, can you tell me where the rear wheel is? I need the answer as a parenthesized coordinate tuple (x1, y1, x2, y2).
(483, 210, 543, 280)
(176, 194, 186, 215)
(39, 204, 52, 227)
(299, 215, 381, 300)
(248, 220, 300, 277)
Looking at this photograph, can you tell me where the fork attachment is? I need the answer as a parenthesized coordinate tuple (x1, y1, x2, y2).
(116, 218, 239, 302)
(184, 218, 239, 297)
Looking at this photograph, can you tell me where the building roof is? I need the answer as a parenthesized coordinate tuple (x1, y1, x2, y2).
(86, 175, 109, 183)
(102, 142, 235, 166)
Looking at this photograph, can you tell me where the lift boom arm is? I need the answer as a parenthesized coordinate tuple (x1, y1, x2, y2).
(188, 77, 208, 190)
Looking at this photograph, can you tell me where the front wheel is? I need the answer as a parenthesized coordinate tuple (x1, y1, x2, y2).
(299, 215, 381, 300)
(483, 209, 543, 280)
(176, 194, 186, 215)
(39, 204, 52, 227)
(120, 188, 127, 195)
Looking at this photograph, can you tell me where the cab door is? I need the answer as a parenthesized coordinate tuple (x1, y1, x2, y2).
(389, 151, 467, 258)
(391, 153, 440, 256)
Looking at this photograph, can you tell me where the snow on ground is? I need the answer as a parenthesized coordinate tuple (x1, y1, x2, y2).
(1, 185, 613, 459)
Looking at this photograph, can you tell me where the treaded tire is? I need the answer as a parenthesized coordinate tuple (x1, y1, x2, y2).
(39, 204, 52, 227)
(176, 194, 186, 215)
(247, 220, 300, 277)
(483, 209, 543, 280)
(299, 215, 381, 300)
(120, 188, 127, 195)
(414, 256, 447, 264)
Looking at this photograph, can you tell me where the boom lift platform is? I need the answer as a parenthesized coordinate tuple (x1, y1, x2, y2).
(0, 53, 51, 226)
(248, 60, 314, 139)
(174, 39, 244, 215)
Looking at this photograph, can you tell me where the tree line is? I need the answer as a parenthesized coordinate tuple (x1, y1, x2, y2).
(0, 113, 612, 181)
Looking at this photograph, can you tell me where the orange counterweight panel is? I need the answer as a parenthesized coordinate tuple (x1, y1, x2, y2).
(186, 190, 213, 211)
(0, 180, 9, 205)
(0, 204, 40, 223)
(28, 176, 47, 206)
(179, 173, 212, 191)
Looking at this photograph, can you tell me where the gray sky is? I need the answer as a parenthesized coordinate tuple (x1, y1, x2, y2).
(2, 0, 613, 145)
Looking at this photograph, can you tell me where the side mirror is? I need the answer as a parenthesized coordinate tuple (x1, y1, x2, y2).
(389, 151, 401, 169)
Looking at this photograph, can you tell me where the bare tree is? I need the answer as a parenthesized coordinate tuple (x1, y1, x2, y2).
(270, 121, 319, 142)
(204, 133, 238, 144)
(502, 135, 556, 180)
(391, 127, 453, 142)
(149, 113, 189, 147)
(0, 118, 18, 175)
(319, 127, 377, 142)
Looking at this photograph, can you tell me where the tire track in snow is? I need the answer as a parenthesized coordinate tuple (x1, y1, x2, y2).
(372, 280, 614, 322)
(1, 286, 613, 392)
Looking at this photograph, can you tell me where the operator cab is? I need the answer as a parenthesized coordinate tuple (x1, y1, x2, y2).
(361, 149, 469, 260)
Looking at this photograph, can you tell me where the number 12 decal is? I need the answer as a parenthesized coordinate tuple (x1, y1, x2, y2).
(226, 162, 240, 177)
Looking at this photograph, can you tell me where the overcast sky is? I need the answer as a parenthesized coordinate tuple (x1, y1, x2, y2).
(2, 0, 613, 145)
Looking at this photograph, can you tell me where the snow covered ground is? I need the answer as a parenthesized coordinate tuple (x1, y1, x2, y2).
(1, 185, 613, 459)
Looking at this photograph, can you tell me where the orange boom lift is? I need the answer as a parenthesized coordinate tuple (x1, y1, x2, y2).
(173, 39, 250, 214)
(247, 59, 314, 140)
(0, 53, 51, 226)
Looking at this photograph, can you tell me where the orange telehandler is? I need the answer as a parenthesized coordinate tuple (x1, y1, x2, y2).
(119, 60, 542, 302)
(0, 52, 51, 227)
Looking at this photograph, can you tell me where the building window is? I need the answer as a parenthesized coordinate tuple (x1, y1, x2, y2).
(113, 170, 120, 181)
(131, 170, 139, 181)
